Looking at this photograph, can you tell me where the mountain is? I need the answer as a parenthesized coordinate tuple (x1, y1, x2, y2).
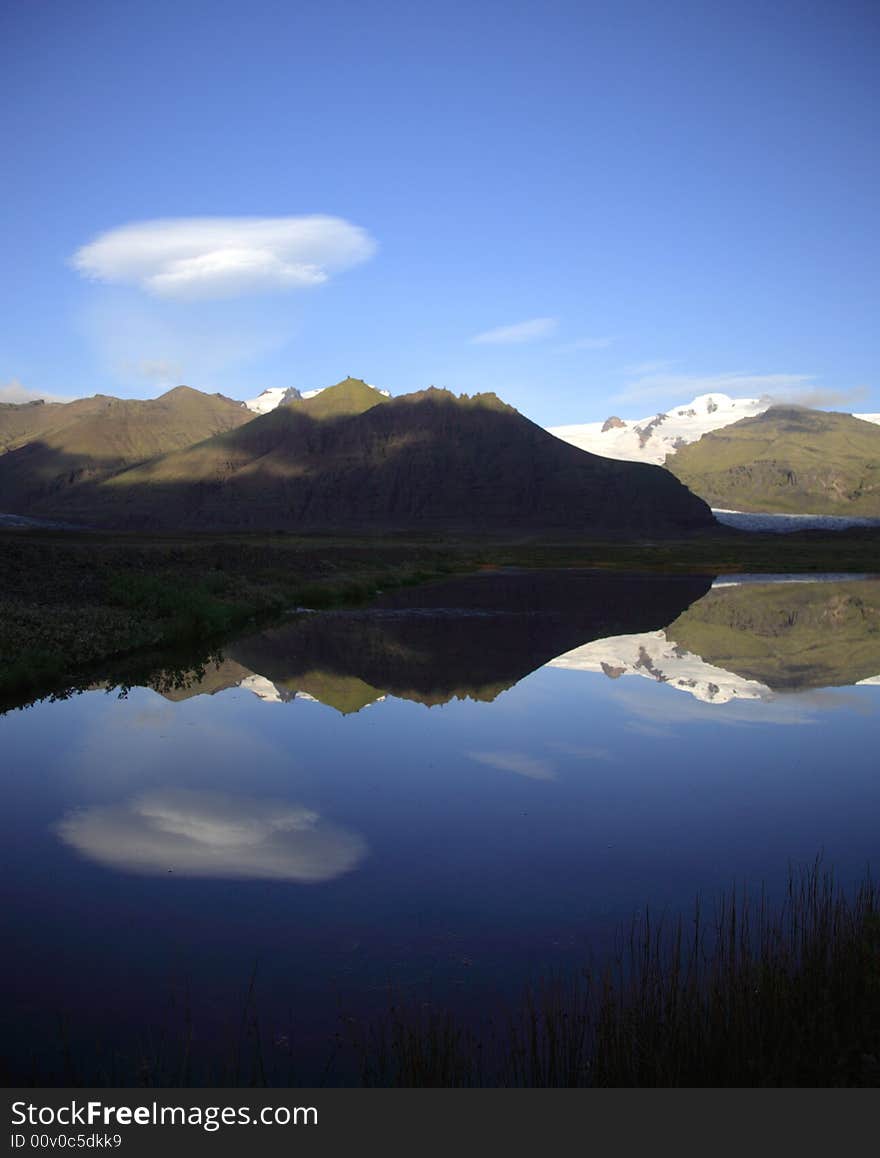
(0, 386, 251, 511)
(549, 393, 769, 465)
(667, 407, 880, 515)
(549, 392, 880, 468)
(35, 381, 715, 534)
(242, 379, 390, 415)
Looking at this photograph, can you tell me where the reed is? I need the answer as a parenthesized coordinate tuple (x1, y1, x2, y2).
(351, 860, 880, 1087)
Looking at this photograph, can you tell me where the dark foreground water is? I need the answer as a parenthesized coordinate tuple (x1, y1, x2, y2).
(2, 569, 879, 1082)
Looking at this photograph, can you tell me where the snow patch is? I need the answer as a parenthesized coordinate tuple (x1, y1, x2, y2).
(242, 386, 301, 414)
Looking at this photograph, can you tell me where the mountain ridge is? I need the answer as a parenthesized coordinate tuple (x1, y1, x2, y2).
(550, 391, 880, 467)
(0, 385, 251, 510)
(15, 380, 715, 534)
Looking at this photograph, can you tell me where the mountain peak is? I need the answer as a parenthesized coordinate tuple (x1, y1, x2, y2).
(293, 377, 392, 420)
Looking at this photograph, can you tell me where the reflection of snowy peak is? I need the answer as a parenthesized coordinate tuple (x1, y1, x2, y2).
(242, 383, 390, 414)
(238, 674, 291, 703)
(548, 630, 771, 704)
(549, 393, 880, 466)
(548, 393, 768, 465)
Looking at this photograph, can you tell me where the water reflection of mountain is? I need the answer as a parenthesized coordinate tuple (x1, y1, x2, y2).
(548, 631, 772, 703)
(160, 570, 714, 712)
(666, 579, 880, 691)
(140, 574, 880, 711)
(551, 578, 880, 702)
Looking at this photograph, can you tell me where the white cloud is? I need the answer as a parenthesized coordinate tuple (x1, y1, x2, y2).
(72, 215, 377, 300)
(468, 749, 556, 780)
(614, 371, 871, 411)
(615, 372, 816, 406)
(471, 317, 559, 345)
(0, 378, 67, 404)
(54, 788, 367, 882)
(555, 336, 615, 353)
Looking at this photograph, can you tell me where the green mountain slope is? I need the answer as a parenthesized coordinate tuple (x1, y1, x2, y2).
(290, 376, 389, 420)
(0, 386, 251, 510)
(0, 396, 115, 455)
(39, 383, 714, 535)
(667, 406, 880, 515)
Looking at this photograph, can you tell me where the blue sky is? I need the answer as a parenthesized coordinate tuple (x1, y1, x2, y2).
(1, 0, 877, 425)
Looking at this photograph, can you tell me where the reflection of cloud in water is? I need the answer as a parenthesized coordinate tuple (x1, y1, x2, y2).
(54, 789, 367, 882)
(468, 750, 556, 780)
(613, 683, 874, 732)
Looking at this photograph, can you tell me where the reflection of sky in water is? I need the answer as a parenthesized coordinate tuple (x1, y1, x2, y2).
(2, 584, 880, 1078)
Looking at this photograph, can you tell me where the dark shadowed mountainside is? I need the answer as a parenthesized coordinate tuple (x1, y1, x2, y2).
(668, 407, 880, 515)
(35, 382, 714, 535)
(0, 386, 251, 510)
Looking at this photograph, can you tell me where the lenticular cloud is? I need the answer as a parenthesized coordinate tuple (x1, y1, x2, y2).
(72, 215, 377, 300)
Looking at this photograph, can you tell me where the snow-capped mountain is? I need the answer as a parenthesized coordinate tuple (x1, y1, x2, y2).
(548, 393, 768, 465)
(242, 382, 390, 415)
(548, 393, 880, 466)
(547, 630, 772, 704)
(242, 386, 303, 414)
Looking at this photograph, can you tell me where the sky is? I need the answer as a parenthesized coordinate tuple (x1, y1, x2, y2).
(1, 0, 877, 426)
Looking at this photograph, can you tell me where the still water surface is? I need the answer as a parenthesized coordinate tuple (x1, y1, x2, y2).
(3, 569, 879, 1079)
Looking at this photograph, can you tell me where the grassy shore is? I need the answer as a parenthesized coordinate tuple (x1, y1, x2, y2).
(2, 524, 879, 710)
(9, 862, 879, 1087)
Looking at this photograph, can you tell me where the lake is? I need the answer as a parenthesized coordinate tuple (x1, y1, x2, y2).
(712, 509, 880, 533)
(3, 568, 879, 1083)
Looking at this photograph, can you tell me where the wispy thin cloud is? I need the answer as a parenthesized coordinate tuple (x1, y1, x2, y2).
(555, 336, 615, 353)
(72, 215, 377, 301)
(0, 378, 67, 404)
(122, 359, 183, 387)
(77, 296, 296, 392)
(614, 372, 816, 406)
(471, 317, 559, 345)
(768, 386, 869, 408)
